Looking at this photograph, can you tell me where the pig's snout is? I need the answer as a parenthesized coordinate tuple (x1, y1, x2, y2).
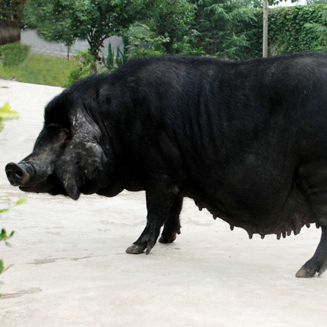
(5, 162, 31, 186)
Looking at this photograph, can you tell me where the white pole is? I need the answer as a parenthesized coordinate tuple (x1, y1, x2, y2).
(263, 0, 268, 57)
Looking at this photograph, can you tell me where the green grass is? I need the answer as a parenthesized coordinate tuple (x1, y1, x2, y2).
(0, 53, 80, 87)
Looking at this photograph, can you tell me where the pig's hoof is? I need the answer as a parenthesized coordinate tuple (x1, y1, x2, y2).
(159, 233, 177, 244)
(296, 259, 327, 278)
(318, 263, 327, 276)
(295, 267, 316, 278)
(126, 244, 146, 254)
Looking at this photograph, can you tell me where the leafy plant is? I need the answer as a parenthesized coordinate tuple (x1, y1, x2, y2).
(196, 0, 253, 59)
(66, 50, 94, 86)
(304, 9, 327, 51)
(125, 22, 168, 59)
(148, 0, 197, 54)
(0, 223, 18, 297)
(0, 102, 20, 120)
(171, 34, 205, 56)
(0, 0, 28, 22)
(101, 43, 128, 72)
(0, 101, 19, 132)
(0, 229, 15, 288)
(0, 188, 26, 216)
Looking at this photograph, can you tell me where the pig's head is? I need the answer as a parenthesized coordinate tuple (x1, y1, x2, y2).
(5, 90, 114, 200)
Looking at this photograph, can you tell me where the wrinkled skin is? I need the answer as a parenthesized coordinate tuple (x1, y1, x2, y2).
(6, 53, 327, 277)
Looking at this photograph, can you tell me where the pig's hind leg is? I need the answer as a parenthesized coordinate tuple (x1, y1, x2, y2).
(296, 218, 327, 277)
(159, 196, 183, 244)
(296, 163, 327, 277)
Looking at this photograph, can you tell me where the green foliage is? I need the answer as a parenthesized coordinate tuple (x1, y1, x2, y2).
(0, 43, 29, 67)
(101, 44, 128, 71)
(0, 189, 26, 215)
(0, 100, 19, 131)
(268, 5, 326, 54)
(0, 0, 28, 21)
(0, 102, 19, 120)
(304, 9, 327, 51)
(0, 226, 15, 296)
(0, 227, 14, 288)
(243, 4, 327, 58)
(129, 48, 164, 59)
(66, 50, 94, 86)
(171, 34, 205, 56)
(125, 22, 169, 59)
(121, 1, 203, 58)
(0, 229, 15, 244)
(148, 0, 197, 54)
(196, 0, 254, 59)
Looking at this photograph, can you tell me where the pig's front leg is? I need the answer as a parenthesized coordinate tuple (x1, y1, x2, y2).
(126, 178, 179, 255)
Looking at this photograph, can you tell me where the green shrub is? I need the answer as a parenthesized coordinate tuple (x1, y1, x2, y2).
(101, 44, 128, 72)
(0, 42, 29, 67)
(172, 35, 205, 56)
(128, 48, 163, 60)
(125, 22, 168, 60)
(0, 228, 15, 291)
(66, 50, 93, 86)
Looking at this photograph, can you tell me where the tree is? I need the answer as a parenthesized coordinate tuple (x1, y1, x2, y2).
(0, 0, 28, 22)
(149, 0, 197, 54)
(195, 0, 253, 59)
(23, 0, 152, 72)
(23, 0, 81, 60)
(124, 22, 170, 59)
(123, 0, 203, 57)
(304, 8, 327, 51)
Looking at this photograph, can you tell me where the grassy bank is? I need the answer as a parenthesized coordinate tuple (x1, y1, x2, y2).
(0, 52, 79, 87)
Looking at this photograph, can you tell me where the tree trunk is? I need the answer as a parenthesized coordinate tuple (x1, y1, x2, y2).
(66, 46, 71, 61)
(88, 43, 98, 74)
(90, 57, 97, 75)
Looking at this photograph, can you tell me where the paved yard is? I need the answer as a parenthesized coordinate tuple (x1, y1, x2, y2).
(0, 79, 326, 326)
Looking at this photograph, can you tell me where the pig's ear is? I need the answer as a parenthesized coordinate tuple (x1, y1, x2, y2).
(62, 176, 80, 200)
(70, 111, 102, 144)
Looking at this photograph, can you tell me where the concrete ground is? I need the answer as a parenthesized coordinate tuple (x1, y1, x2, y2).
(0, 79, 326, 327)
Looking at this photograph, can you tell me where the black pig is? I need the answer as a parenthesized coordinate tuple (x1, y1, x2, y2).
(6, 53, 327, 278)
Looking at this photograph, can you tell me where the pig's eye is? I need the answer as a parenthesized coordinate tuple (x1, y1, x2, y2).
(58, 129, 70, 143)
